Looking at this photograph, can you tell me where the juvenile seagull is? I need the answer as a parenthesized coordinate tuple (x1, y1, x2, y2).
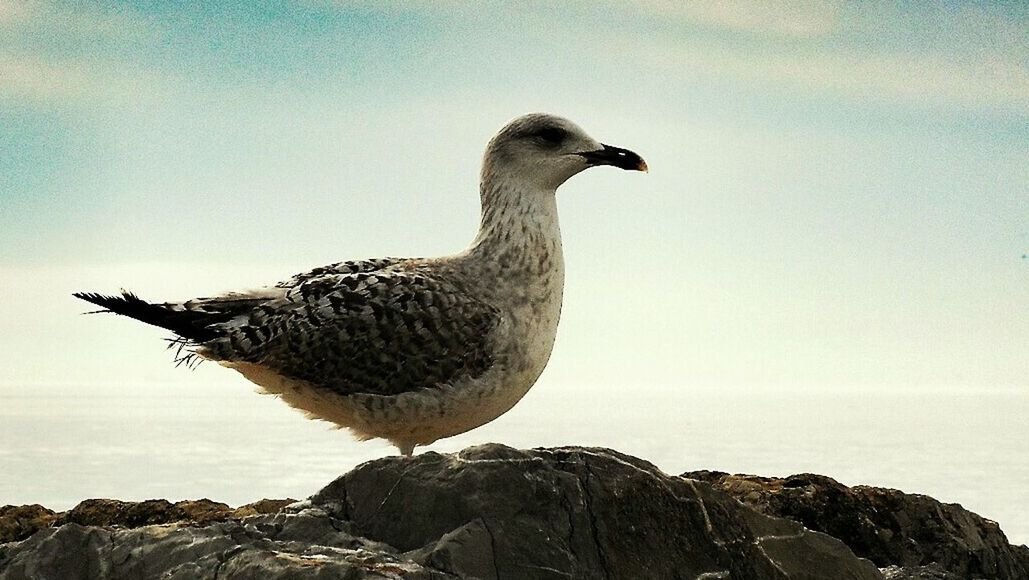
(74, 113, 647, 456)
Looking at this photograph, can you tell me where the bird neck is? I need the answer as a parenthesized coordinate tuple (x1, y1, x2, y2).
(466, 179, 564, 276)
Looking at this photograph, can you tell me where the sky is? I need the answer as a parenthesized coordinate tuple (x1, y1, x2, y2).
(0, 0, 1028, 542)
(2, 0, 1025, 393)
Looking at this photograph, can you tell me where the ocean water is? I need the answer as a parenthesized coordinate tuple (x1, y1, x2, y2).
(1, 382, 1026, 547)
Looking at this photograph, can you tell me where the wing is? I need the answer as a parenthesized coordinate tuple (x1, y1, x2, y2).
(275, 257, 405, 288)
(202, 265, 501, 397)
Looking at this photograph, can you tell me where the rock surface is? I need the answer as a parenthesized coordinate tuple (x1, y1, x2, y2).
(880, 563, 964, 580)
(313, 445, 880, 580)
(1, 445, 881, 580)
(0, 445, 1017, 579)
(685, 470, 1029, 580)
(0, 507, 56, 547)
(0, 498, 295, 544)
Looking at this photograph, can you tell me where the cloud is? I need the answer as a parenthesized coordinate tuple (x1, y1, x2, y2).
(368, 0, 1027, 116)
(4, 0, 1027, 118)
(0, 0, 161, 42)
(0, 57, 88, 100)
(0, 55, 170, 108)
(603, 8, 1029, 116)
(644, 0, 842, 38)
(0, 1, 170, 107)
(330, 0, 842, 38)
(678, 46, 1029, 114)
(0, 0, 33, 24)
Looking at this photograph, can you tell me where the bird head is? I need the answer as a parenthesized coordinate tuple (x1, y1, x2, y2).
(482, 113, 647, 191)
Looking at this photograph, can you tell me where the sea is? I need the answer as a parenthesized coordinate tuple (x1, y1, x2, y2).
(1, 382, 1026, 547)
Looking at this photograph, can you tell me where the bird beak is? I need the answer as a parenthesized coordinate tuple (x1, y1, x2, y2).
(577, 144, 648, 172)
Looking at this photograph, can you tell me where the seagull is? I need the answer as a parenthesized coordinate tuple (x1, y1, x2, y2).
(74, 113, 647, 456)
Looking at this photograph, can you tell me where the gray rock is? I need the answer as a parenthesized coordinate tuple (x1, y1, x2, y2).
(2, 445, 885, 580)
(314, 444, 882, 579)
(0, 512, 450, 580)
(879, 563, 965, 579)
(686, 470, 1029, 580)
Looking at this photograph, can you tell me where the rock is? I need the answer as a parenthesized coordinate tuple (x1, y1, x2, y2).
(880, 563, 964, 580)
(0, 512, 447, 580)
(59, 498, 235, 528)
(0, 506, 56, 544)
(685, 470, 1029, 580)
(1, 445, 885, 579)
(231, 498, 297, 519)
(0, 497, 299, 546)
(313, 444, 880, 579)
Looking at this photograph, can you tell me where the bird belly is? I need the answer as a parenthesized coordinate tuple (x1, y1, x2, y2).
(222, 358, 545, 449)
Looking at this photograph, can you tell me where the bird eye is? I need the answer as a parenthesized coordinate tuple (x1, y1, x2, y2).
(534, 126, 568, 145)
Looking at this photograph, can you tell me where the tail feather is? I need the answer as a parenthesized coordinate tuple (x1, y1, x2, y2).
(73, 291, 228, 343)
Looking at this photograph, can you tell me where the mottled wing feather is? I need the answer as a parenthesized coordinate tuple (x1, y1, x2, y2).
(205, 265, 500, 397)
(275, 257, 404, 288)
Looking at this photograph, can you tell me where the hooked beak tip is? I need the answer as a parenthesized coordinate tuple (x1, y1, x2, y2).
(578, 144, 648, 172)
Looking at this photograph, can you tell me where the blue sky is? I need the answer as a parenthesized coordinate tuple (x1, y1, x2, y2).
(0, 0, 1026, 393)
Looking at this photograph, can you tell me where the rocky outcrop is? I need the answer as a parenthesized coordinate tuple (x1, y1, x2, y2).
(313, 445, 880, 579)
(0, 507, 57, 547)
(1, 445, 882, 580)
(685, 471, 1029, 580)
(0, 499, 295, 544)
(5, 446, 1024, 579)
